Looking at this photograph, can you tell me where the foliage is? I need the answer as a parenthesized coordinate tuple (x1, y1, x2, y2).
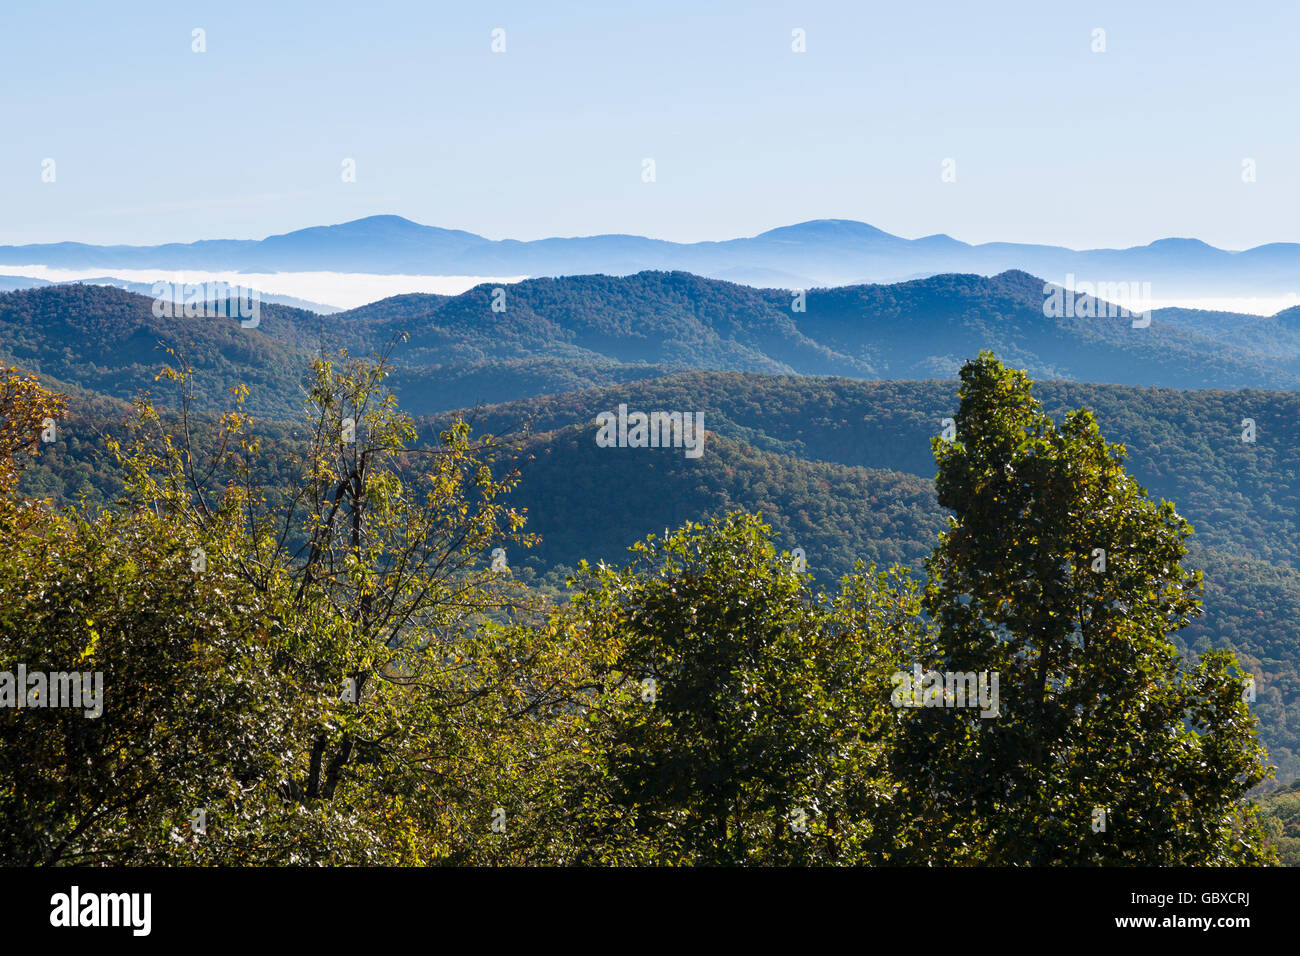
(429, 370, 1300, 783)
(0, 350, 1283, 865)
(1256, 780, 1300, 866)
(0, 350, 601, 864)
(901, 352, 1274, 864)
(532, 512, 926, 864)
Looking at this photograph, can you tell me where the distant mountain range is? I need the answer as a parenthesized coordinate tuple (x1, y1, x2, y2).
(3, 215, 1300, 298)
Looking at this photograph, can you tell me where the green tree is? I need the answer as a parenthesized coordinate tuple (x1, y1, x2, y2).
(0, 506, 375, 864)
(0, 362, 66, 523)
(900, 352, 1274, 864)
(1, 349, 604, 864)
(1256, 780, 1300, 866)
(108, 349, 576, 862)
(543, 512, 924, 864)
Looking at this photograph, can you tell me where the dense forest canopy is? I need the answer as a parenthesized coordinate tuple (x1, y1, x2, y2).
(0, 351, 1288, 864)
(19, 366, 1300, 785)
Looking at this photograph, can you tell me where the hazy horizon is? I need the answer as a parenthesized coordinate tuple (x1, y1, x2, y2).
(5, 0, 1299, 251)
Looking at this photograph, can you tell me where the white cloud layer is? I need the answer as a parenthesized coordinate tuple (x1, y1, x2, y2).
(1, 265, 1296, 317)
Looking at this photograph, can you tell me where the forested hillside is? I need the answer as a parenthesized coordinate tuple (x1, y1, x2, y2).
(0, 285, 334, 419)
(1, 353, 1280, 866)
(15, 367, 1300, 785)
(5, 272, 1300, 790)
(7, 271, 1300, 423)
(428, 373, 1300, 782)
(446, 372, 1300, 566)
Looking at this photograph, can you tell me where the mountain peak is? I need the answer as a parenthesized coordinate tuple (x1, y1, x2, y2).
(266, 215, 486, 243)
(344, 214, 422, 227)
(755, 220, 900, 243)
(1144, 237, 1218, 252)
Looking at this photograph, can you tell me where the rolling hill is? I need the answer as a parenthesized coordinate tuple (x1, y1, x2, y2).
(5, 271, 1300, 424)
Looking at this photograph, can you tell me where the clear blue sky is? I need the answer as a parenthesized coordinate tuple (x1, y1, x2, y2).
(2, 0, 1295, 250)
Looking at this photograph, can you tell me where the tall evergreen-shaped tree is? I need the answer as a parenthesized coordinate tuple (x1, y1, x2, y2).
(899, 352, 1273, 864)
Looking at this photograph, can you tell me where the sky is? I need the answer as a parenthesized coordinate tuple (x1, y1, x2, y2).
(2, 0, 1297, 251)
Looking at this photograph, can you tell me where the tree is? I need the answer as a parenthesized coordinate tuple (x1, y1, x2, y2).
(0, 363, 66, 524)
(543, 512, 925, 864)
(0, 505, 371, 864)
(1, 348, 603, 863)
(899, 352, 1275, 864)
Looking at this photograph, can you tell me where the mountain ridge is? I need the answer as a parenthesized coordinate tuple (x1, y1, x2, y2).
(5, 216, 1300, 297)
(5, 269, 1300, 421)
